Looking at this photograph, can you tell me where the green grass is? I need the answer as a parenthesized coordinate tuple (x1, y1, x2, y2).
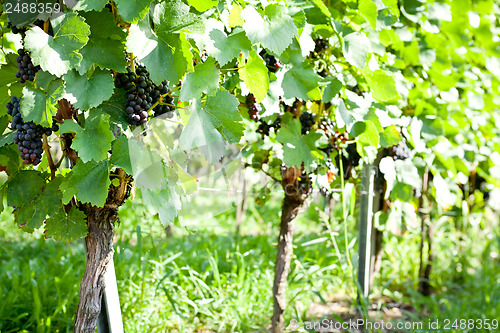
(0, 195, 499, 332)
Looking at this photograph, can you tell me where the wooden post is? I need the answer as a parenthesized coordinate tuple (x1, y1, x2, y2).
(98, 257, 124, 333)
(357, 163, 375, 300)
(84, 242, 124, 333)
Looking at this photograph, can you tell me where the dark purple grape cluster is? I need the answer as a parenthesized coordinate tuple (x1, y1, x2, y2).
(259, 50, 283, 73)
(256, 118, 281, 137)
(345, 143, 360, 168)
(299, 111, 316, 135)
(15, 49, 40, 83)
(314, 37, 328, 53)
(152, 82, 174, 119)
(246, 94, 261, 121)
(7, 22, 27, 36)
(6, 97, 58, 165)
(390, 139, 411, 160)
(115, 65, 174, 126)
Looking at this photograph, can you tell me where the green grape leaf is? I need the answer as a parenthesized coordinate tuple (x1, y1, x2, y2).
(7, 170, 46, 207)
(179, 99, 227, 163)
(359, 0, 378, 29)
(351, 120, 380, 154)
(44, 207, 88, 243)
(115, 0, 151, 22)
(282, 64, 321, 101)
(0, 133, 14, 148)
(229, 3, 244, 27)
(34, 71, 59, 91)
(110, 136, 133, 174)
(322, 78, 343, 102)
(126, 138, 166, 190)
(179, 58, 220, 101)
(364, 70, 400, 103)
(152, 0, 203, 34)
(276, 114, 319, 172)
(209, 30, 252, 66)
(24, 13, 90, 77)
(3, 0, 57, 27)
(99, 91, 129, 127)
(126, 18, 191, 84)
(63, 69, 114, 110)
(60, 159, 111, 207)
(77, 11, 128, 74)
(73, 0, 108, 11)
(20, 81, 65, 127)
(380, 125, 402, 147)
(59, 112, 114, 162)
(188, 0, 217, 12)
(141, 185, 180, 227)
(203, 90, 244, 143)
(239, 50, 269, 102)
(390, 183, 414, 202)
(14, 177, 63, 230)
(241, 4, 298, 56)
(173, 163, 197, 196)
(0, 145, 22, 175)
(343, 32, 370, 69)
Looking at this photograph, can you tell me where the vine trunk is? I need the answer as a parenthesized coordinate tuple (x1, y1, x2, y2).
(272, 190, 305, 333)
(74, 206, 117, 333)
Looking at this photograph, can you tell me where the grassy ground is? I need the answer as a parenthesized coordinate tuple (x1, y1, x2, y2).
(0, 191, 499, 332)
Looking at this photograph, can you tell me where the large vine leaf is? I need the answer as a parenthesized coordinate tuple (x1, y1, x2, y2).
(44, 207, 88, 243)
(141, 184, 181, 227)
(187, 0, 218, 12)
(77, 10, 128, 74)
(72, 0, 108, 12)
(241, 4, 298, 56)
(209, 29, 252, 66)
(60, 159, 111, 207)
(115, 0, 152, 23)
(364, 70, 400, 103)
(63, 69, 115, 110)
(24, 13, 90, 77)
(0, 145, 22, 175)
(152, 0, 203, 35)
(20, 81, 65, 127)
(343, 32, 370, 69)
(14, 177, 63, 230)
(110, 135, 133, 174)
(179, 99, 228, 163)
(59, 112, 114, 162)
(99, 91, 129, 127)
(239, 50, 269, 102)
(275, 114, 320, 172)
(6, 170, 46, 207)
(203, 90, 244, 143)
(126, 17, 192, 84)
(282, 64, 321, 101)
(179, 58, 220, 101)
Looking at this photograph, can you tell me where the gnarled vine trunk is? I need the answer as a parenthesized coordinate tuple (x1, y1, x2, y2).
(272, 171, 308, 333)
(74, 207, 117, 333)
(73, 169, 131, 333)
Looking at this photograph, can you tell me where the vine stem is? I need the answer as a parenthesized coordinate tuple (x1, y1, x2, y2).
(42, 134, 56, 180)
